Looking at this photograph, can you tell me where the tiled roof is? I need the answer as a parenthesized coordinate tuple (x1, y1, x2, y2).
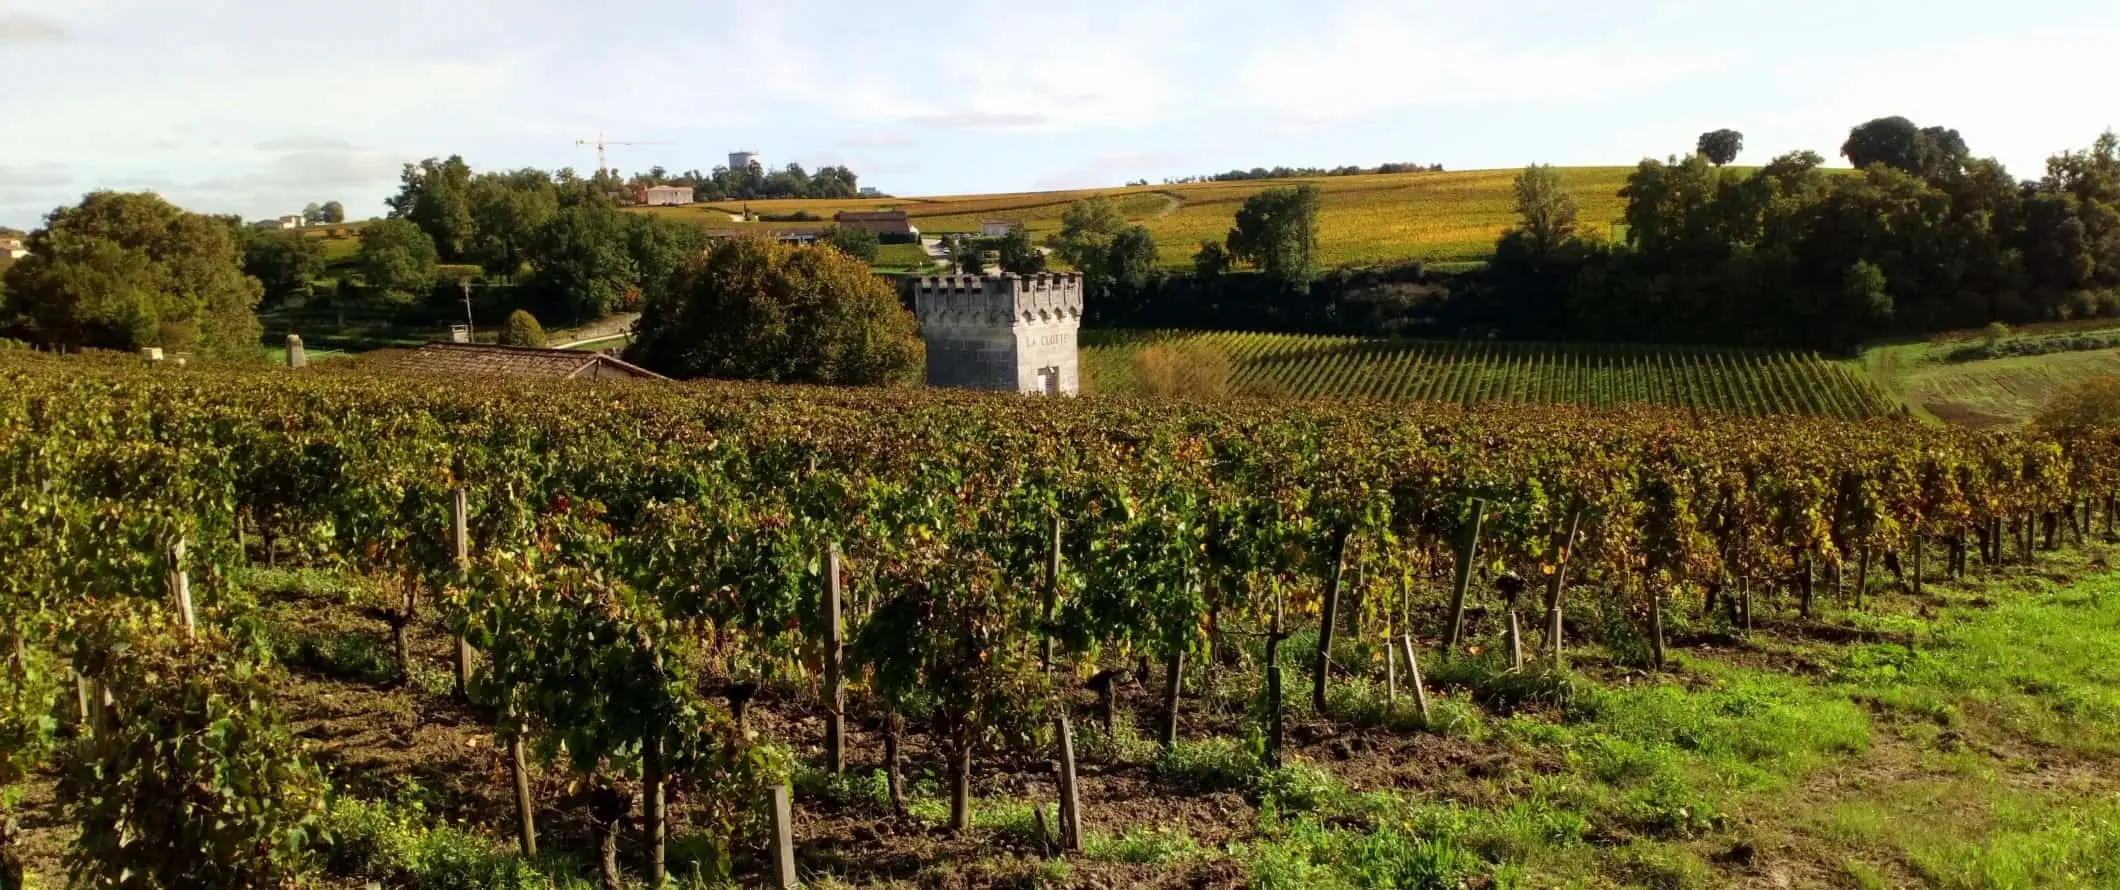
(389, 343, 667, 380)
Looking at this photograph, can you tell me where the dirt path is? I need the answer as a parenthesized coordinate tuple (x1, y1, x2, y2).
(551, 312, 639, 349)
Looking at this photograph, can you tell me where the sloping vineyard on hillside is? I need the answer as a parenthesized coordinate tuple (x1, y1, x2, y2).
(1083, 330, 1897, 418)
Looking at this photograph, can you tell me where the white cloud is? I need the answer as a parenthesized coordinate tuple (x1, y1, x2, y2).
(1237, 0, 1727, 121)
(0, 15, 64, 44)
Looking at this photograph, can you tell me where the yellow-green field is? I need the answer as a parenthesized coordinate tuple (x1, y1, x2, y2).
(630, 167, 1636, 269)
(1085, 330, 1895, 418)
(1859, 324, 2120, 427)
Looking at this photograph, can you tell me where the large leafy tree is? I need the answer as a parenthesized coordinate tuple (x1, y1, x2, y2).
(1225, 184, 1321, 290)
(996, 228, 1045, 274)
(385, 155, 478, 261)
(0, 191, 262, 358)
(318, 201, 346, 225)
(1842, 117, 1969, 181)
(626, 236, 922, 385)
(524, 200, 639, 321)
(354, 217, 440, 306)
(467, 169, 560, 280)
(1697, 129, 1744, 166)
(1510, 165, 1582, 258)
(1048, 196, 1128, 270)
(239, 228, 326, 307)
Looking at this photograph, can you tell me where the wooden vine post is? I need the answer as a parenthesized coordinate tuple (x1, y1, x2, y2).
(1912, 531, 1924, 597)
(1159, 647, 1183, 749)
(643, 733, 666, 887)
(824, 544, 845, 776)
(1311, 530, 1350, 715)
(1399, 633, 1431, 726)
(1544, 505, 1584, 665)
(1265, 589, 1287, 769)
(508, 709, 538, 859)
(1442, 499, 1487, 656)
(166, 537, 194, 640)
(1055, 714, 1084, 853)
(770, 784, 797, 890)
(1855, 548, 1871, 609)
(1042, 516, 1060, 674)
(452, 487, 474, 700)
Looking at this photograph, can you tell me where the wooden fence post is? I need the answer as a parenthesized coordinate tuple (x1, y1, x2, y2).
(824, 544, 845, 776)
(166, 537, 194, 640)
(1442, 500, 1487, 656)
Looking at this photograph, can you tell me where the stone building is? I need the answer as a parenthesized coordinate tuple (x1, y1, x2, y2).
(914, 272, 1083, 395)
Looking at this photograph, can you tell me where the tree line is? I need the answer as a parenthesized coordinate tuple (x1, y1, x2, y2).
(1479, 119, 2120, 350)
(624, 161, 863, 200)
(1085, 118, 2120, 352)
(1156, 161, 1445, 186)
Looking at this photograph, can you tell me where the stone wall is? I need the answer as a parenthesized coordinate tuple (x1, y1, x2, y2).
(914, 273, 1084, 394)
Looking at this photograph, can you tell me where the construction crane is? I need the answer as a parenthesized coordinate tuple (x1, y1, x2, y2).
(575, 132, 672, 176)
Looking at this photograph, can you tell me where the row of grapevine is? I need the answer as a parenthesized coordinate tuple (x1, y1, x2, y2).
(1082, 330, 1894, 418)
(1, 350, 2113, 885)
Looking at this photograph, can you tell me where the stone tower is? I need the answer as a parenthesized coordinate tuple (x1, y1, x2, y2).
(914, 272, 1085, 395)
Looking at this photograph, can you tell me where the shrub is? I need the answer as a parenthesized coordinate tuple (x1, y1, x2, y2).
(626, 236, 923, 385)
(1134, 342, 1234, 400)
(498, 309, 547, 347)
(61, 607, 327, 888)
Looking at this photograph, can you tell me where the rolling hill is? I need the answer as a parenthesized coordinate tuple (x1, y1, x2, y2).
(629, 167, 1637, 270)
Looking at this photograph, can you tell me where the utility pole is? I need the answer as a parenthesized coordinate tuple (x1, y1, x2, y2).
(461, 280, 476, 340)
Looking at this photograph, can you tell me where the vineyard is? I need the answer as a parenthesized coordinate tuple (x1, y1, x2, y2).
(3, 351, 2118, 888)
(1083, 330, 1896, 418)
(629, 167, 1638, 269)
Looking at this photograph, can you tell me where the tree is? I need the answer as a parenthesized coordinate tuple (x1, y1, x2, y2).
(498, 309, 547, 347)
(953, 236, 987, 275)
(1192, 241, 1232, 278)
(0, 191, 262, 359)
(626, 236, 922, 385)
(996, 228, 1045, 274)
(319, 201, 346, 225)
(355, 217, 440, 306)
(1048, 197, 1128, 270)
(468, 169, 560, 280)
(524, 201, 639, 321)
(1842, 117, 1969, 180)
(1225, 185, 1321, 290)
(1105, 226, 1160, 294)
(823, 225, 881, 263)
(1511, 164, 1582, 258)
(300, 202, 322, 224)
(1697, 129, 1744, 166)
(627, 215, 710, 314)
(385, 156, 478, 261)
(240, 228, 326, 307)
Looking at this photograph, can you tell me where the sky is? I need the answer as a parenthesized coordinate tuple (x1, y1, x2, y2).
(2, 0, 2118, 229)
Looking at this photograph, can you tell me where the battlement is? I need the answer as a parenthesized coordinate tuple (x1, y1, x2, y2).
(914, 272, 1085, 328)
